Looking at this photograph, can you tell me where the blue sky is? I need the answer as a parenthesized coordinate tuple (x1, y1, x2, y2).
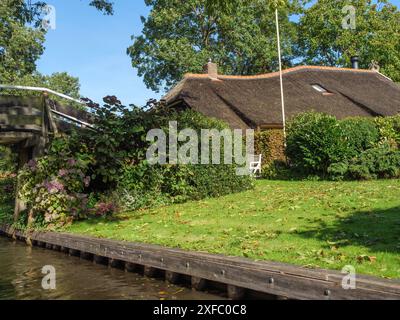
(37, 0, 156, 106)
(37, 0, 400, 107)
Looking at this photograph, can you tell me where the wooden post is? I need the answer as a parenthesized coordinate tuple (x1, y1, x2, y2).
(227, 285, 246, 300)
(43, 95, 59, 135)
(36, 241, 45, 247)
(109, 259, 125, 269)
(94, 255, 108, 265)
(69, 248, 80, 257)
(80, 252, 93, 261)
(144, 266, 157, 277)
(125, 262, 137, 273)
(165, 271, 180, 284)
(60, 246, 69, 253)
(191, 277, 207, 291)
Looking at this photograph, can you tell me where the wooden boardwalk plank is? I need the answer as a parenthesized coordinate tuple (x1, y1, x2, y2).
(1, 224, 399, 300)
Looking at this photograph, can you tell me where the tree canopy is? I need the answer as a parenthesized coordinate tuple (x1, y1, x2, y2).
(1, 0, 399, 95)
(128, 0, 302, 92)
(0, 0, 46, 83)
(298, 0, 400, 82)
(89, 0, 114, 15)
(128, 0, 400, 92)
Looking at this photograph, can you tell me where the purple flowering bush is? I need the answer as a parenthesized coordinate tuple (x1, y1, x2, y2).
(18, 154, 92, 227)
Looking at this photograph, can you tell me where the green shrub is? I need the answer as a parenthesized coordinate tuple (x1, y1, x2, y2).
(286, 112, 399, 179)
(184, 164, 254, 200)
(0, 175, 15, 205)
(260, 160, 293, 180)
(160, 110, 254, 201)
(0, 146, 16, 173)
(115, 107, 254, 211)
(328, 142, 400, 180)
(118, 159, 254, 211)
(339, 117, 379, 156)
(118, 163, 169, 211)
(286, 112, 350, 176)
(375, 115, 400, 147)
(89, 104, 255, 212)
(174, 109, 228, 132)
(326, 161, 349, 181)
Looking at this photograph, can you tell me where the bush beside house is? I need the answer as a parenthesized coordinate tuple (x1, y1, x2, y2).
(285, 112, 400, 180)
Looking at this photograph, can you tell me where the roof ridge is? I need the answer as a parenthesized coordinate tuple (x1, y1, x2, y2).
(184, 65, 375, 80)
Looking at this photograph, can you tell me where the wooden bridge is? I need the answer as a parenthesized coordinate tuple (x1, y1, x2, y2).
(0, 85, 94, 218)
(0, 85, 94, 160)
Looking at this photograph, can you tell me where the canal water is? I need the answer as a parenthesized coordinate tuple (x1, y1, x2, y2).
(0, 237, 223, 300)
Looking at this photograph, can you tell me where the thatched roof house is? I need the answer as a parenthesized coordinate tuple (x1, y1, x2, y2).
(163, 63, 400, 130)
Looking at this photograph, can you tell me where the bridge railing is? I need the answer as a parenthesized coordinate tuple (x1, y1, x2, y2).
(0, 85, 95, 130)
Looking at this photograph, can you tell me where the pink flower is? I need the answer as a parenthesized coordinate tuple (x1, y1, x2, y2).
(58, 169, 68, 177)
(44, 180, 64, 194)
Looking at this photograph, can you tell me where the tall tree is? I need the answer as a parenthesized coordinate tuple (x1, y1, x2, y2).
(0, 0, 46, 83)
(0, 0, 114, 84)
(298, 0, 400, 81)
(128, 0, 301, 92)
(44, 72, 80, 98)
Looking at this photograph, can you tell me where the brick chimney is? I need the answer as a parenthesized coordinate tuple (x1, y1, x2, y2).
(203, 59, 218, 79)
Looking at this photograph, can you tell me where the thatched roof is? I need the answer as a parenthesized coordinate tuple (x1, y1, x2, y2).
(163, 66, 400, 129)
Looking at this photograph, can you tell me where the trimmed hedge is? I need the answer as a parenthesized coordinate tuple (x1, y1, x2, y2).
(118, 162, 254, 211)
(117, 109, 254, 211)
(254, 129, 285, 168)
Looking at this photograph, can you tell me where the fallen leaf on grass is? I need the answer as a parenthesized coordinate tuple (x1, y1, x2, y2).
(357, 255, 377, 263)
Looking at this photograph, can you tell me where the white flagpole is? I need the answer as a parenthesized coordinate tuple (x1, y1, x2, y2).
(275, 8, 287, 146)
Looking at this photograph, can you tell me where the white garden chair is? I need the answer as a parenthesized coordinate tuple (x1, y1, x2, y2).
(249, 154, 262, 176)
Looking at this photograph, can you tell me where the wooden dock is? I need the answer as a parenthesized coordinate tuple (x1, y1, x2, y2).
(1, 224, 399, 300)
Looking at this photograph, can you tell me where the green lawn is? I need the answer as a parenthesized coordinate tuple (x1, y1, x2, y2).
(65, 180, 400, 279)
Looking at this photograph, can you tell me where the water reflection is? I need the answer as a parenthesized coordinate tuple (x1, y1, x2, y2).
(0, 237, 224, 300)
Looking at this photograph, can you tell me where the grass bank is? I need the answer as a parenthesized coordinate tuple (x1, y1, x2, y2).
(65, 180, 400, 279)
